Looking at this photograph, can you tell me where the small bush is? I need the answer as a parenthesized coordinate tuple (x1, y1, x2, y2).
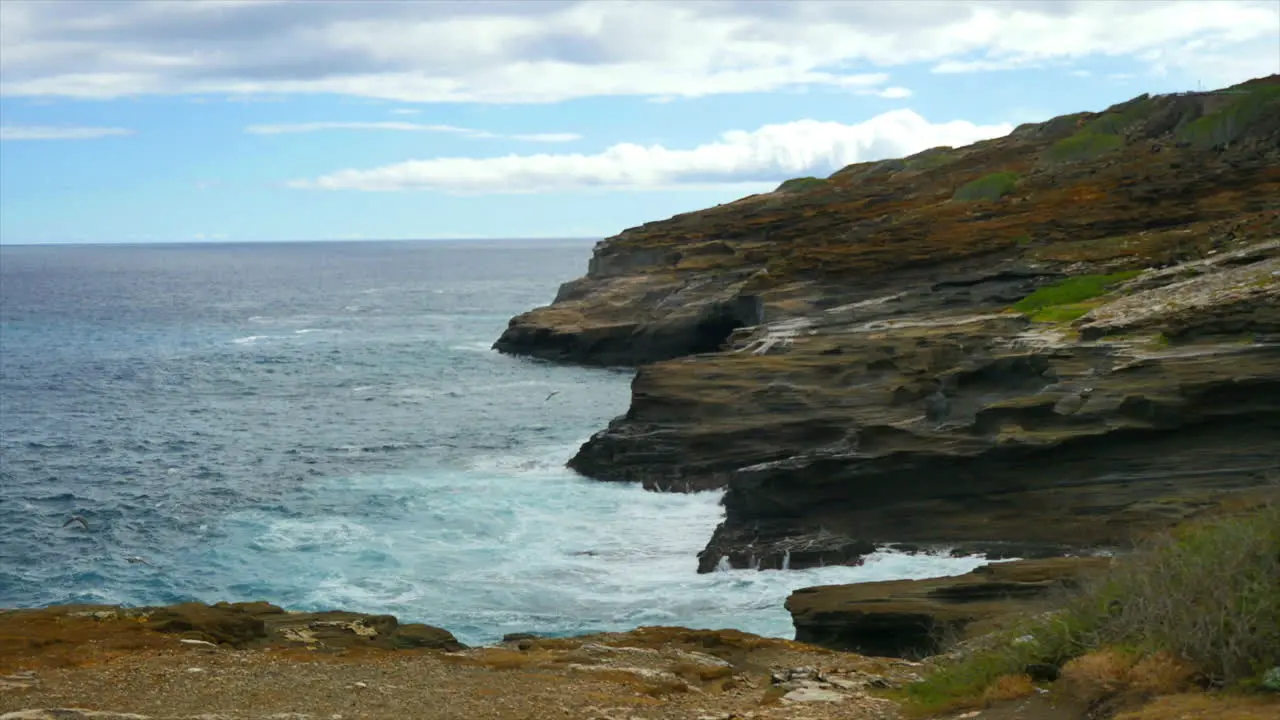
(982, 674, 1037, 704)
(952, 171, 1020, 202)
(1012, 270, 1141, 316)
(775, 176, 829, 193)
(1059, 648, 1138, 706)
(1127, 651, 1199, 695)
(1099, 504, 1280, 684)
(1047, 131, 1124, 163)
(899, 503, 1280, 715)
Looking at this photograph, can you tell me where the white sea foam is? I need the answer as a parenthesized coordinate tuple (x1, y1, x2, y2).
(205, 441, 992, 646)
(450, 341, 495, 353)
(248, 516, 377, 553)
(232, 335, 272, 345)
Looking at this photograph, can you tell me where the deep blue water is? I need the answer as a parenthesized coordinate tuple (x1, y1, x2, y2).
(0, 239, 983, 644)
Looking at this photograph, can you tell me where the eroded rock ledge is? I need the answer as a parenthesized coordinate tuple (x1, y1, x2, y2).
(0, 601, 464, 658)
(785, 557, 1111, 658)
(495, 77, 1280, 570)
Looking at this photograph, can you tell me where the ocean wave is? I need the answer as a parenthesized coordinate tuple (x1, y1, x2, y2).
(449, 341, 494, 354)
(247, 516, 376, 553)
(232, 335, 271, 345)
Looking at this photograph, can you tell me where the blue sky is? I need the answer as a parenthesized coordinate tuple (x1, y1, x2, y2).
(1, 1, 1277, 245)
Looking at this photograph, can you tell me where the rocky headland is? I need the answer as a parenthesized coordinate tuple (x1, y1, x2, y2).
(7, 77, 1280, 720)
(495, 76, 1280, 585)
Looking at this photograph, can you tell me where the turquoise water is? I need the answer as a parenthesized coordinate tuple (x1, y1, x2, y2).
(0, 239, 986, 644)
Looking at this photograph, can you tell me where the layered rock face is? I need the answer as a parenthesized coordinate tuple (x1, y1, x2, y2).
(786, 557, 1111, 657)
(497, 78, 1280, 569)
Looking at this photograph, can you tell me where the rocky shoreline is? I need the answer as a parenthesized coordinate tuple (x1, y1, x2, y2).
(495, 76, 1280, 580)
(0, 602, 921, 719)
(6, 76, 1280, 720)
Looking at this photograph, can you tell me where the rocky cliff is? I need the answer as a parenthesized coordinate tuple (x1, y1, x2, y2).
(496, 77, 1280, 570)
(786, 557, 1112, 658)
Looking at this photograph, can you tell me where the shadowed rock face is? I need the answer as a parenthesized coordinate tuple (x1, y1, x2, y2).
(785, 557, 1112, 657)
(495, 76, 1280, 571)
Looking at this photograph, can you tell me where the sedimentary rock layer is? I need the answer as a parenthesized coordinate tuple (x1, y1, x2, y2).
(496, 76, 1280, 571)
(785, 557, 1111, 657)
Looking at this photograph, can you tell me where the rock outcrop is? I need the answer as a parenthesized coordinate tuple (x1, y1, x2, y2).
(0, 607, 922, 720)
(0, 601, 464, 662)
(785, 557, 1111, 657)
(496, 76, 1280, 571)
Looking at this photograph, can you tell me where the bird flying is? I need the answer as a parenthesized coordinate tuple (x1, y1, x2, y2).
(63, 515, 89, 530)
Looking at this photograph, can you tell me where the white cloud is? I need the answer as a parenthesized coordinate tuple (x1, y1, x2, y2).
(389, 108, 421, 115)
(244, 121, 580, 142)
(875, 86, 912, 99)
(1, 1, 1273, 103)
(0, 124, 134, 140)
(290, 109, 1013, 194)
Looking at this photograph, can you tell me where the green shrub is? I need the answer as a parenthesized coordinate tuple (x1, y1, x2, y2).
(898, 503, 1280, 715)
(775, 176, 829, 193)
(1012, 270, 1141, 316)
(952, 171, 1020, 202)
(1177, 84, 1280, 150)
(1100, 504, 1280, 684)
(1046, 132, 1124, 163)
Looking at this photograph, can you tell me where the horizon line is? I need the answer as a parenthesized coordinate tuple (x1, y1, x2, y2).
(0, 236, 605, 248)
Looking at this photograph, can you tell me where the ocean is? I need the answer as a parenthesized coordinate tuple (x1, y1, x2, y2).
(0, 239, 986, 645)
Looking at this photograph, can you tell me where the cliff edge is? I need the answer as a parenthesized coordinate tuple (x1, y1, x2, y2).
(495, 77, 1280, 570)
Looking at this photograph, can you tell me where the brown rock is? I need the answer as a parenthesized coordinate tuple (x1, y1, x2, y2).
(144, 602, 269, 647)
(390, 623, 465, 651)
(785, 557, 1112, 657)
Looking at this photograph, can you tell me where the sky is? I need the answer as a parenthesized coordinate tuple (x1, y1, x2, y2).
(0, 1, 1277, 245)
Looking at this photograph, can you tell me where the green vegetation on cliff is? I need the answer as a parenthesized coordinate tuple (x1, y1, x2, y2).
(904, 146, 957, 171)
(775, 176, 829, 193)
(898, 503, 1280, 716)
(1084, 94, 1157, 135)
(1177, 84, 1280, 150)
(952, 171, 1020, 202)
(1043, 96, 1154, 163)
(1012, 270, 1142, 321)
(1047, 131, 1125, 163)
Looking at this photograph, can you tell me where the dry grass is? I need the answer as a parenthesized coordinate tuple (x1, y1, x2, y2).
(1059, 649, 1139, 706)
(1114, 693, 1280, 720)
(1127, 651, 1200, 695)
(981, 674, 1037, 704)
(670, 660, 736, 682)
(445, 648, 543, 670)
(0, 611, 179, 673)
(580, 691, 664, 706)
